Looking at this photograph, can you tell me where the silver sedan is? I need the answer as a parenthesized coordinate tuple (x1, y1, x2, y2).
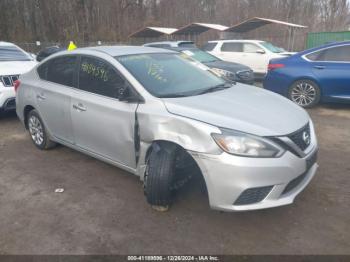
(15, 46, 318, 212)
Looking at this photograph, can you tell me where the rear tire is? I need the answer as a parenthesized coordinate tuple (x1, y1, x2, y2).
(288, 80, 321, 108)
(27, 109, 56, 150)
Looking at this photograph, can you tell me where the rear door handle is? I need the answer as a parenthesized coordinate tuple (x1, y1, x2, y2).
(36, 93, 46, 100)
(314, 65, 326, 70)
(73, 103, 87, 112)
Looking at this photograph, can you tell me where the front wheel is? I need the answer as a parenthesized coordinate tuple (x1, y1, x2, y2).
(288, 80, 321, 108)
(27, 109, 56, 150)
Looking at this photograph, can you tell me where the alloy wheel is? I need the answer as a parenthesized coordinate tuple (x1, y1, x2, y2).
(28, 115, 44, 146)
(290, 82, 316, 107)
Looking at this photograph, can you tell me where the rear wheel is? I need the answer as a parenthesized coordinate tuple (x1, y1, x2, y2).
(288, 80, 320, 108)
(27, 109, 56, 150)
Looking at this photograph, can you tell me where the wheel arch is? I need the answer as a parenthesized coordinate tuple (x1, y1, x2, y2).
(144, 139, 207, 186)
(23, 105, 36, 129)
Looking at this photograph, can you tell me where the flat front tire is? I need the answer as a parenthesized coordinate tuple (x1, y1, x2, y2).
(144, 145, 178, 211)
(27, 109, 56, 150)
(288, 80, 321, 108)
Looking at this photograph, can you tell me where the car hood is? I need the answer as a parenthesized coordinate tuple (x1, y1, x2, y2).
(162, 84, 309, 137)
(0, 61, 37, 75)
(203, 60, 252, 73)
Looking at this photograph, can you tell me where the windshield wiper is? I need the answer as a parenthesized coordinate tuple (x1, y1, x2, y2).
(158, 93, 190, 98)
(195, 83, 233, 95)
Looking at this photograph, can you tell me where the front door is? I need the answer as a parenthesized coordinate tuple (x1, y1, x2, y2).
(71, 56, 138, 168)
(242, 43, 268, 73)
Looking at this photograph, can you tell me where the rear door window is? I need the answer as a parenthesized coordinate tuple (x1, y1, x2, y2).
(321, 45, 350, 62)
(306, 45, 350, 62)
(221, 42, 243, 52)
(46, 56, 78, 87)
(78, 56, 126, 99)
(37, 63, 48, 80)
(147, 44, 171, 48)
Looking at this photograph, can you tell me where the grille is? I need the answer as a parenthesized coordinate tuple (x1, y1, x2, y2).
(288, 123, 311, 151)
(236, 70, 253, 81)
(0, 75, 19, 87)
(282, 172, 307, 195)
(234, 186, 273, 205)
(282, 150, 317, 195)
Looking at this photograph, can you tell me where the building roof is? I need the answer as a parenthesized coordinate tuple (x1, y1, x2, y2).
(224, 17, 307, 33)
(129, 27, 178, 38)
(171, 23, 229, 35)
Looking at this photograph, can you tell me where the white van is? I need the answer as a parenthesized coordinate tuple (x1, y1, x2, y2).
(203, 40, 294, 76)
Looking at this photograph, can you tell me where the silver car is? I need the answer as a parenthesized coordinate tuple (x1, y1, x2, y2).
(15, 46, 318, 212)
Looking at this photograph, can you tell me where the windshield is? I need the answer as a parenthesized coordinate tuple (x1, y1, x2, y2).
(260, 42, 285, 53)
(116, 53, 226, 98)
(180, 49, 219, 63)
(0, 46, 32, 61)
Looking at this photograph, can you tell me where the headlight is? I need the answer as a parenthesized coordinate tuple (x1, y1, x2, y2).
(210, 68, 235, 79)
(212, 130, 285, 158)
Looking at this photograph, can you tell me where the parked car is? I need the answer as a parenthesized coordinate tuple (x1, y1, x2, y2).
(16, 46, 318, 212)
(263, 41, 350, 108)
(0, 42, 37, 113)
(203, 40, 294, 77)
(144, 41, 254, 85)
(36, 46, 65, 62)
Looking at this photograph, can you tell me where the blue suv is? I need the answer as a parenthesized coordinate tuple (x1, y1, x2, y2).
(263, 41, 350, 107)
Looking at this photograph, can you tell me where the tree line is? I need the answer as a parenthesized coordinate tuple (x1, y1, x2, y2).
(0, 0, 349, 51)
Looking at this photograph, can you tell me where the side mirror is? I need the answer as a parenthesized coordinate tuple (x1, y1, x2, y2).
(256, 49, 266, 54)
(118, 84, 143, 103)
(118, 86, 130, 101)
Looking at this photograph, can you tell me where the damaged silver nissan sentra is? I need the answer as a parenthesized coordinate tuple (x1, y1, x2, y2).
(15, 46, 318, 211)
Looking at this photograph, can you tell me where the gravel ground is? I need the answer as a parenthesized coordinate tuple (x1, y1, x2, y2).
(0, 102, 349, 255)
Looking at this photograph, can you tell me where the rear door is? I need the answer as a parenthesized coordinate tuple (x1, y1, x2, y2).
(217, 42, 244, 64)
(71, 55, 138, 168)
(36, 55, 77, 143)
(309, 45, 350, 100)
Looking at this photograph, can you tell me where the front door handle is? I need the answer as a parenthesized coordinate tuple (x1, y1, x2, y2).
(36, 93, 46, 100)
(73, 103, 87, 112)
(314, 65, 326, 70)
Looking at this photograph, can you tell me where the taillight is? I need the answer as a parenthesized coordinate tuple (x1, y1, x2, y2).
(14, 80, 21, 92)
(268, 63, 285, 71)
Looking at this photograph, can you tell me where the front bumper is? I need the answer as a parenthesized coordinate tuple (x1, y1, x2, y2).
(0, 84, 16, 111)
(191, 146, 318, 211)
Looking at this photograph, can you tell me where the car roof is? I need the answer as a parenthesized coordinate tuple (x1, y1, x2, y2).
(144, 41, 194, 47)
(207, 40, 264, 43)
(298, 40, 350, 56)
(0, 41, 17, 47)
(75, 45, 176, 56)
